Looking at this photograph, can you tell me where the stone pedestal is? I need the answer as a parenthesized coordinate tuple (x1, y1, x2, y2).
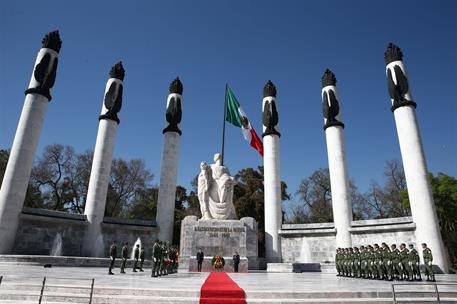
(179, 216, 258, 272)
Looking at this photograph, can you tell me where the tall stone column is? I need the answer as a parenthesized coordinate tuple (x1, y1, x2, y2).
(262, 80, 282, 263)
(83, 62, 125, 256)
(0, 31, 62, 254)
(384, 43, 448, 272)
(321, 69, 352, 248)
(156, 78, 183, 243)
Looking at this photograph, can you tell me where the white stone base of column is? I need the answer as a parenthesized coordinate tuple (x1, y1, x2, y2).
(83, 119, 118, 257)
(0, 94, 49, 253)
(156, 132, 180, 243)
(394, 106, 448, 272)
(325, 126, 352, 248)
(263, 135, 282, 263)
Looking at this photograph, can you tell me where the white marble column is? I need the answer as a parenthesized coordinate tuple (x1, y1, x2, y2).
(83, 62, 125, 257)
(262, 80, 282, 263)
(156, 78, 183, 243)
(321, 69, 352, 248)
(385, 43, 448, 273)
(0, 31, 62, 254)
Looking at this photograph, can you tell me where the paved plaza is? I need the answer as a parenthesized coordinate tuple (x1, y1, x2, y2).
(1, 264, 457, 303)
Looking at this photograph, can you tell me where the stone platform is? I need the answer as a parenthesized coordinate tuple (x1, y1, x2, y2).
(179, 216, 258, 271)
(1, 264, 457, 303)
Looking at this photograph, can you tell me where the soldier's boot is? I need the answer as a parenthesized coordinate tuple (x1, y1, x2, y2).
(431, 274, 436, 282)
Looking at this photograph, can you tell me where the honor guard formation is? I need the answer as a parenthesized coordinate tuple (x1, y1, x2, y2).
(108, 239, 179, 276)
(335, 243, 436, 281)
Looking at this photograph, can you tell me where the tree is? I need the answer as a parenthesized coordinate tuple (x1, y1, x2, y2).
(290, 168, 366, 223)
(127, 187, 158, 220)
(29, 144, 83, 212)
(105, 158, 153, 217)
(429, 172, 457, 268)
(364, 160, 410, 218)
(0, 149, 9, 186)
(233, 166, 290, 257)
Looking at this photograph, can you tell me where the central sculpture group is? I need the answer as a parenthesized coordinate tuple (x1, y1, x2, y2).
(198, 153, 237, 220)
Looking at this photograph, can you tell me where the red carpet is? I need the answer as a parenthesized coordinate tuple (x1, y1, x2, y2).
(200, 272, 246, 304)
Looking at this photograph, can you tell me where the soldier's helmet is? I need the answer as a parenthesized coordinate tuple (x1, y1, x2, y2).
(421, 243, 427, 248)
(391, 244, 396, 248)
(408, 244, 414, 248)
(374, 243, 379, 248)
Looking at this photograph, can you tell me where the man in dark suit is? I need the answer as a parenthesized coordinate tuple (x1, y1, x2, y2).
(233, 252, 240, 273)
(196, 248, 204, 272)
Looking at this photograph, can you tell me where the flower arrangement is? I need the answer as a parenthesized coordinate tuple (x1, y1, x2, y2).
(212, 255, 225, 270)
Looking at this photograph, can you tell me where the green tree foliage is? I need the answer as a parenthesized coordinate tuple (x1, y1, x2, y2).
(105, 158, 153, 217)
(429, 172, 457, 268)
(233, 166, 290, 257)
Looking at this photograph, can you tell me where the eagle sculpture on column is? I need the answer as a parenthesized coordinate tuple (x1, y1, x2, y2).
(321, 69, 344, 130)
(99, 62, 125, 124)
(384, 43, 416, 112)
(163, 77, 183, 135)
(262, 80, 280, 137)
(25, 31, 62, 101)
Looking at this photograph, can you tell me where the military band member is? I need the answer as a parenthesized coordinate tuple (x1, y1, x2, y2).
(120, 242, 128, 274)
(108, 240, 117, 275)
(139, 246, 145, 272)
(422, 243, 435, 282)
(408, 244, 421, 281)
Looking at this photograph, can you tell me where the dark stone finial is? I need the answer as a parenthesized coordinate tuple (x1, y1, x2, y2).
(263, 80, 277, 98)
(169, 77, 183, 95)
(322, 69, 337, 88)
(109, 62, 125, 81)
(41, 31, 62, 53)
(384, 43, 403, 65)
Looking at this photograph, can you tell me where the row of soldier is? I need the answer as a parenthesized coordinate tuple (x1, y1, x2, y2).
(108, 240, 179, 276)
(335, 243, 435, 281)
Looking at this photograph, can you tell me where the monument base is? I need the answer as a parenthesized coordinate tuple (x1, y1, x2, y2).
(179, 216, 258, 272)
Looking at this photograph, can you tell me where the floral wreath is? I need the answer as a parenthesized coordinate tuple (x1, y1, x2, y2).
(211, 255, 225, 269)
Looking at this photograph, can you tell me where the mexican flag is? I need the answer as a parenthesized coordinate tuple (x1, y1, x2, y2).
(225, 86, 264, 157)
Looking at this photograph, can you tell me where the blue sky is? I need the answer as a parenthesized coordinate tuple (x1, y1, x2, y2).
(1, 0, 456, 204)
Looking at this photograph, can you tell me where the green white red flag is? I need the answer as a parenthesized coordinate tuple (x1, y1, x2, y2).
(225, 86, 263, 157)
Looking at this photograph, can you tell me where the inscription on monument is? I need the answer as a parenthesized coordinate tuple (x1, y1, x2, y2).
(194, 226, 245, 238)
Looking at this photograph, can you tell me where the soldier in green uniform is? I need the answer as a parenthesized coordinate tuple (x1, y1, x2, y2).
(375, 244, 384, 280)
(344, 248, 350, 277)
(151, 239, 161, 277)
(139, 246, 145, 272)
(347, 247, 353, 277)
(120, 242, 128, 274)
(408, 244, 421, 281)
(400, 243, 411, 281)
(108, 240, 117, 275)
(422, 243, 435, 282)
(133, 244, 140, 272)
(367, 245, 375, 279)
(168, 245, 175, 274)
(382, 243, 392, 281)
(161, 241, 168, 276)
(360, 246, 367, 279)
(391, 244, 402, 280)
(371, 244, 379, 279)
(335, 248, 341, 276)
(353, 247, 361, 278)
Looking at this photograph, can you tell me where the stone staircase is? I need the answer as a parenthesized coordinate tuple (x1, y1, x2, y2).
(1, 276, 457, 304)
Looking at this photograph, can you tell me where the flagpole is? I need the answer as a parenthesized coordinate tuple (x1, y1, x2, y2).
(221, 83, 228, 165)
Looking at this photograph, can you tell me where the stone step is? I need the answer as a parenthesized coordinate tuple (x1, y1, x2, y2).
(0, 291, 90, 303)
(91, 294, 199, 304)
(93, 287, 199, 297)
(246, 299, 457, 304)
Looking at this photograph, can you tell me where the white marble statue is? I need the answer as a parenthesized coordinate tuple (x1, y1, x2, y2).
(197, 153, 237, 220)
